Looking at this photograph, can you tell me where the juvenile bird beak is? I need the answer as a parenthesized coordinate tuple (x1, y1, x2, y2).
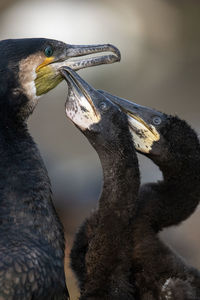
(98, 90, 166, 153)
(60, 67, 106, 130)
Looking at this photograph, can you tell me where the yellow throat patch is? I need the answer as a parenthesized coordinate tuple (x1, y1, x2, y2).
(35, 57, 63, 96)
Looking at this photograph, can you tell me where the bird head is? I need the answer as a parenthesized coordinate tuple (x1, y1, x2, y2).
(97, 90, 166, 156)
(60, 66, 200, 180)
(0, 38, 120, 121)
(98, 90, 200, 167)
(60, 67, 132, 154)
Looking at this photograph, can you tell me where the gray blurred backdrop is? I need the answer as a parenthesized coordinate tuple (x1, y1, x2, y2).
(0, 0, 200, 298)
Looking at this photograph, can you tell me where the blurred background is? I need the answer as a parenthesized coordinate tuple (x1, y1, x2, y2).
(0, 0, 200, 298)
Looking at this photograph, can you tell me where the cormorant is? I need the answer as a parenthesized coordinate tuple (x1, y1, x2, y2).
(0, 38, 120, 299)
(60, 67, 140, 299)
(98, 91, 200, 299)
(63, 74, 200, 299)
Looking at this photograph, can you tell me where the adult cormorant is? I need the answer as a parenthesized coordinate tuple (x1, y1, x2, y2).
(99, 91, 200, 299)
(60, 67, 140, 299)
(0, 38, 120, 299)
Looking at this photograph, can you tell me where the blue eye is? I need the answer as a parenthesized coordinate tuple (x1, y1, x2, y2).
(44, 46, 53, 57)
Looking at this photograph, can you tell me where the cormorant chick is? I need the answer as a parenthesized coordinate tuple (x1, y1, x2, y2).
(0, 38, 120, 299)
(99, 91, 200, 299)
(60, 67, 140, 299)
(67, 78, 200, 299)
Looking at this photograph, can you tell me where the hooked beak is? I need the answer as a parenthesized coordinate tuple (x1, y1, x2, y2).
(60, 67, 103, 130)
(35, 43, 120, 96)
(63, 43, 121, 70)
(48, 43, 121, 75)
(98, 90, 165, 153)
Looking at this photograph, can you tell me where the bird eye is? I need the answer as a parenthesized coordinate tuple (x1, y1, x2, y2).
(152, 116, 162, 125)
(44, 46, 53, 57)
(99, 102, 109, 112)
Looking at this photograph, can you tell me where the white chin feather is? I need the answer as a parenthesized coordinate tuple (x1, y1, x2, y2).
(65, 89, 100, 130)
(128, 115, 160, 153)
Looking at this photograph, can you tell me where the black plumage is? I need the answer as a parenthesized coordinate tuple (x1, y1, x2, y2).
(70, 86, 200, 299)
(0, 38, 69, 300)
(61, 67, 140, 299)
(132, 115, 200, 299)
(99, 91, 200, 299)
(0, 38, 120, 299)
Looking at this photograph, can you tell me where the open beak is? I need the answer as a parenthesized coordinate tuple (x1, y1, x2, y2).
(60, 67, 103, 130)
(98, 90, 166, 153)
(60, 68, 164, 154)
(48, 43, 121, 74)
(60, 43, 121, 70)
(35, 43, 120, 96)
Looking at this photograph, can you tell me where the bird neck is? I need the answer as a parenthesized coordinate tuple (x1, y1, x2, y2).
(98, 141, 140, 217)
(0, 119, 64, 256)
(141, 144, 200, 232)
(81, 140, 140, 297)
